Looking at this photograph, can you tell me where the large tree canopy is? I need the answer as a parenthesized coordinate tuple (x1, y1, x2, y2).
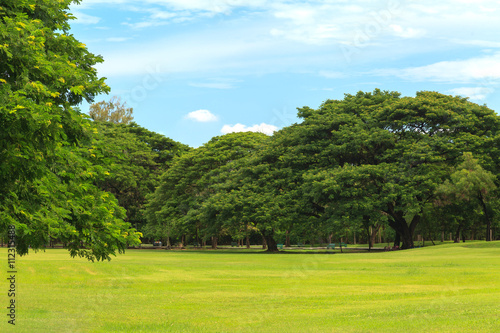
(296, 90, 500, 248)
(144, 132, 268, 247)
(0, 0, 141, 260)
(198, 124, 328, 252)
(143, 90, 500, 250)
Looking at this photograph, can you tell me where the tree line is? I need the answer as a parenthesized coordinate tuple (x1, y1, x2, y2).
(143, 90, 500, 251)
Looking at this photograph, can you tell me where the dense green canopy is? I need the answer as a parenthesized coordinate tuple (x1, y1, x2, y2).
(144, 132, 268, 247)
(290, 90, 500, 248)
(0, 0, 141, 260)
(146, 89, 500, 250)
(91, 121, 189, 230)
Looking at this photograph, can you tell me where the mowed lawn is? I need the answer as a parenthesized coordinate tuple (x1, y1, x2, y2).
(2, 242, 500, 332)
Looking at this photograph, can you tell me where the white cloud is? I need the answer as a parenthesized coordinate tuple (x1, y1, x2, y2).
(389, 25, 425, 39)
(151, 11, 177, 20)
(95, 31, 278, 76)
(185, 109, 218, 122)
(72, 11, 101, 24)
(81, 0, 500, 82)
(376, 52, 500, 83)
(270, 24, 339, 45)
(79, 0, 267, 15)
(451, 39, 500, 48)
(221, 123, 277, 135)
(480, 5, 498, 12)
(448, 87, 494, 100)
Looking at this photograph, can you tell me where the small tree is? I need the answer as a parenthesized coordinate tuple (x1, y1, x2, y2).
(89, 96, 134, 124)
(436, 153, 497, 241)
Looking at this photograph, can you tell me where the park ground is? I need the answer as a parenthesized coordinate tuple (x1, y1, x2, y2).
(1, 241, 499, 332)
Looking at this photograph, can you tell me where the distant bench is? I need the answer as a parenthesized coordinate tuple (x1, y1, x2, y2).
(327, 243, 348, 250)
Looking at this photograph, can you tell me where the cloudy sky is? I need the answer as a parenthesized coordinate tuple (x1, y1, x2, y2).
(70, 0, 500, 147)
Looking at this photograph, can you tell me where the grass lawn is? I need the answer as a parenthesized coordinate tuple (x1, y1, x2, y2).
(2, 241, 500, 332)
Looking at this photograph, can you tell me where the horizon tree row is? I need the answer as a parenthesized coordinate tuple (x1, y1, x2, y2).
(144, 89, 500, 251)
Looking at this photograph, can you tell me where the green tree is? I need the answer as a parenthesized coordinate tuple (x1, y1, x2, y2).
(288, 90, 500, 248)
(1, 0, 107, 195)
(89, 96, 134, 124)
(0, 0, 141, 260)
(144, 132, 268, 248)
(199, 125, 322, 252)
(91, 122, 188, 232)
(1, 141, 141, 261)
(125, 122, 191, 166)
(303, 164, 389, 250)
(436, 153, 497, 241)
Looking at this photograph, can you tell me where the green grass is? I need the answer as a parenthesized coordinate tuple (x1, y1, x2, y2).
(2, 242, 500, 332)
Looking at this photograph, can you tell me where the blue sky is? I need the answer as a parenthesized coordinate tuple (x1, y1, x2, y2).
(70, 0, 500, 147)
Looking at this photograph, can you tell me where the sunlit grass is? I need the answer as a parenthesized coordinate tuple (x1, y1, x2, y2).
(2, 241, 500, 332)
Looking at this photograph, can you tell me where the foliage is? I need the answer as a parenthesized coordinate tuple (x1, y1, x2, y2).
(436, 152, 497, 241)
(89, 96, 134, 124)
(0, 0, 107, 194)
(198, 125, 324, 251)
(125, 122, 191, 166)
(91, 121, 189, 231)
(144, 90, 500, 248)
(144, 132, 268, 244)
(0, 129, 142, 261)
(294, 90, 500, 248)
(0, 0, 142, 260)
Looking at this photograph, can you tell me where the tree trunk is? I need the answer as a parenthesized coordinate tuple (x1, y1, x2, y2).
(369, 224, 381, 249)
(441, 231, 445, 243)
(262, 236, 267, 250)
(363, 216, 372, 251)
(478, 193, 492, 241)
(387, 206, 418, 249)
(427, 231, 435, 246)
(353, 230, 356, 245)
(181, 235, 185, 248)
(246, 234, 250, 249)
(394, 232, 400, 248)
(265, 234, 279, 252)
(285, 230, 291, 248)
(211, 236, 218, 249)
(454, 225, 461, 243)
(196, 228, 201, 247)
